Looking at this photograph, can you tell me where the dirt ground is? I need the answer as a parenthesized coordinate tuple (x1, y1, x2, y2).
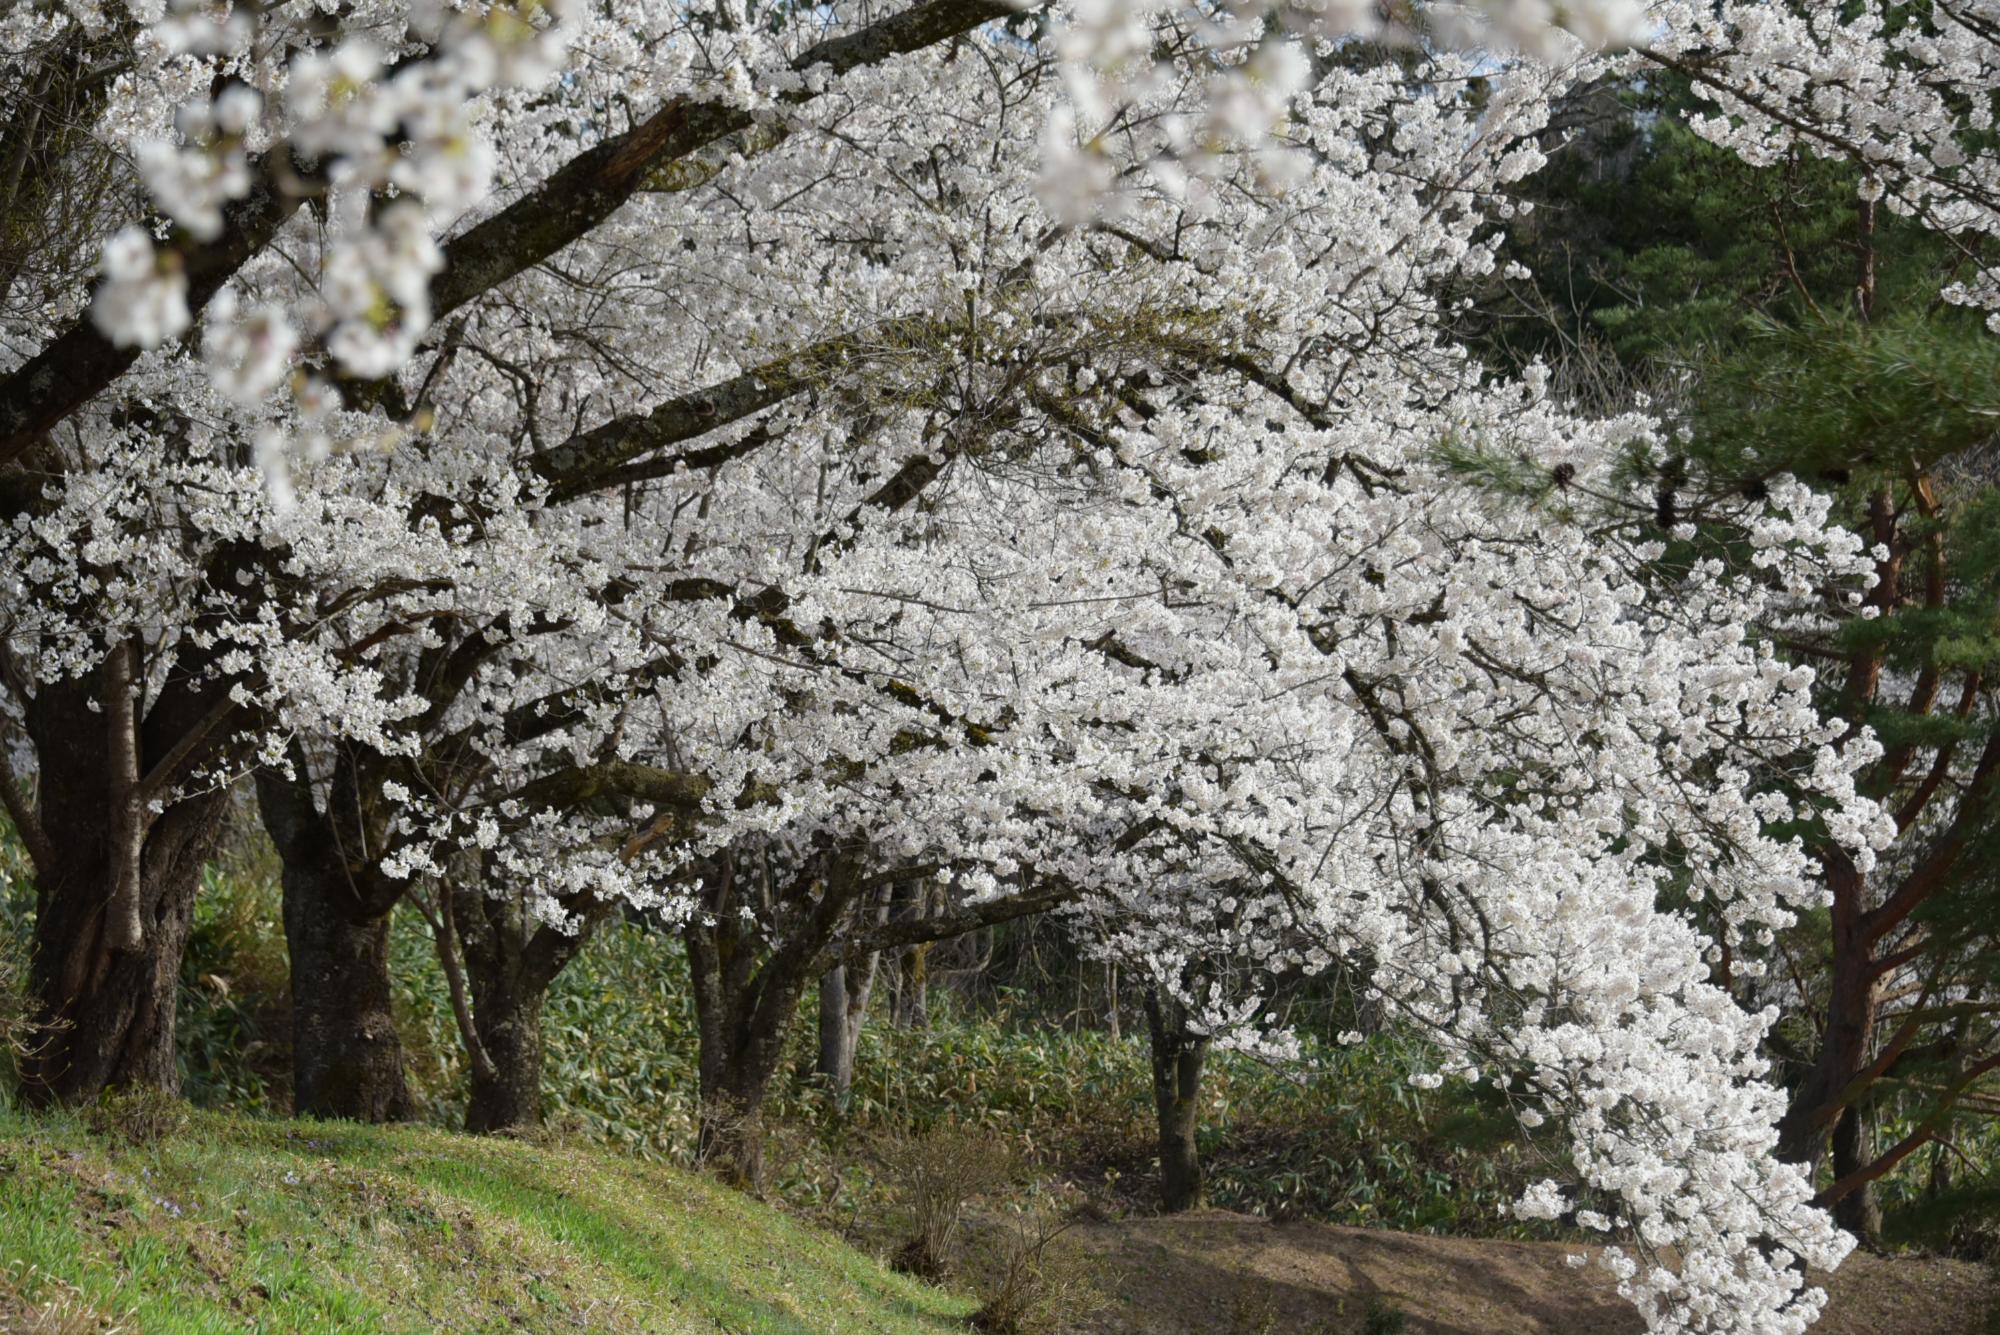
(1056, 1209, 1996, 1335)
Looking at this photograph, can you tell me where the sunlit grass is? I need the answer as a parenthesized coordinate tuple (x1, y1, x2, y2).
(0, 1105, 974, 1334)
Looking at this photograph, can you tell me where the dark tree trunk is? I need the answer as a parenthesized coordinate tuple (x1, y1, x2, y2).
(693, 1022, 788, 1189)
(1776, 857, 1880, 1172)
(20, 792, 223, 1105)
(281, 870, 410, 1121)
(1830, 1107, 1883, 1247)
(696, 1058, 775, 1191)
(688, 921, 814, 1192)
(449, 875, 595, 1135)
(16, 677, 227, 1107)
(257, 762, 411, 1122)
(681, 849, 1072, 1191)
(1145, 988, 1209, 1214)
(682, 850, 864, 1191)
(465, 988, 546, 1134)
(1772, 853, 1893, 1247)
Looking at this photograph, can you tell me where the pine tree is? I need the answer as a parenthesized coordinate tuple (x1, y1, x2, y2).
(1483, 73, 2000, 1247)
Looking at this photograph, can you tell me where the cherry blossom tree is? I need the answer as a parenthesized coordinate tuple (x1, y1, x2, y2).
(2, 0, 1997, 1329)
(297, 11, 1588, 1172)
(1075, 848, 1306, 1213)
(0, 0, 1023, 1110)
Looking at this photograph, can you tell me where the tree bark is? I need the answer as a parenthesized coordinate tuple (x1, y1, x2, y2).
(815, 952, 879, 1110)
(889, 881, 932, 1029)
(281, 869, 411, 1121)
(688, 917, 814, 1192)
(898, 943, 930, 1028)
(1144, 988, 1210, 1214)
(257, 761, 412, 1122)
(817, 967, 852, 1099)
(1776, 856, 1880, 1172)
(682, 849, 1076, 1191)
(19, 791, 223, 1104)
(448, 874, 597, 1134)
(16, 676, 227, 1107)
(465, 985, 546, 1134)
(692, 1012, 793, 1191)
(1830, 1107, 1884, 1247)
(682, 849, 885, 1189)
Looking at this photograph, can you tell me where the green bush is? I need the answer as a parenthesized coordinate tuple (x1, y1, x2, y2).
(537, 919, 703, 1156)
(370, 912, 1546, 1235)
(177, 848, 290, 1111)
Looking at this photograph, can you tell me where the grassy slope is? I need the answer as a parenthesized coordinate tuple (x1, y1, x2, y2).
(0, 1107, 972, 1334)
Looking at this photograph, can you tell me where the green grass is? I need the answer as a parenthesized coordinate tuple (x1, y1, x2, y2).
(0, 1105, 976, 1334)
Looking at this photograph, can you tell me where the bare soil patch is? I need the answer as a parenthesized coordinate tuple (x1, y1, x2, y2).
(1057, 1209, 1995, 1335)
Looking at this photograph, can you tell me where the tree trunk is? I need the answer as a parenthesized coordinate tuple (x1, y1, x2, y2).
(1830, 1107, 1884, 1248)
(257, 764, 411, 1122)
(16, 677, 227, 1107)
(19, 790, 224, 1105)
(1776, 858, 1880, 1172)
(449, 874, 596, 1135)
(817, 967, 855, 1107)
(1144, 988, 1210, 1214)
(682, 850, 1068, 1190)
(282, 873, 411, 1121)
(691, 973, 808, 1191)
(465, 989, 546, 1134)
(896, 942, 930, 1029)
(815, 952, 878, 1110)
(697, 1062, 771, 1190)
(886, 879, 933, 1029)
(687, 906, 819, 1192)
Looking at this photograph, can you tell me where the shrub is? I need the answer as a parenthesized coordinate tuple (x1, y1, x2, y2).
(177, 840, 291, 1111)
(0, 817, 49, 1107)
(969, 1209, 1096, 1335)
(33, 814, 1990, 1262)
(0, 920, 50, 1106)
(887, 1124, 1021, 1279)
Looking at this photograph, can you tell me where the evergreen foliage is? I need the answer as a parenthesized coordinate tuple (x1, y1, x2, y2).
(1483, 68, 2000, 1249)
